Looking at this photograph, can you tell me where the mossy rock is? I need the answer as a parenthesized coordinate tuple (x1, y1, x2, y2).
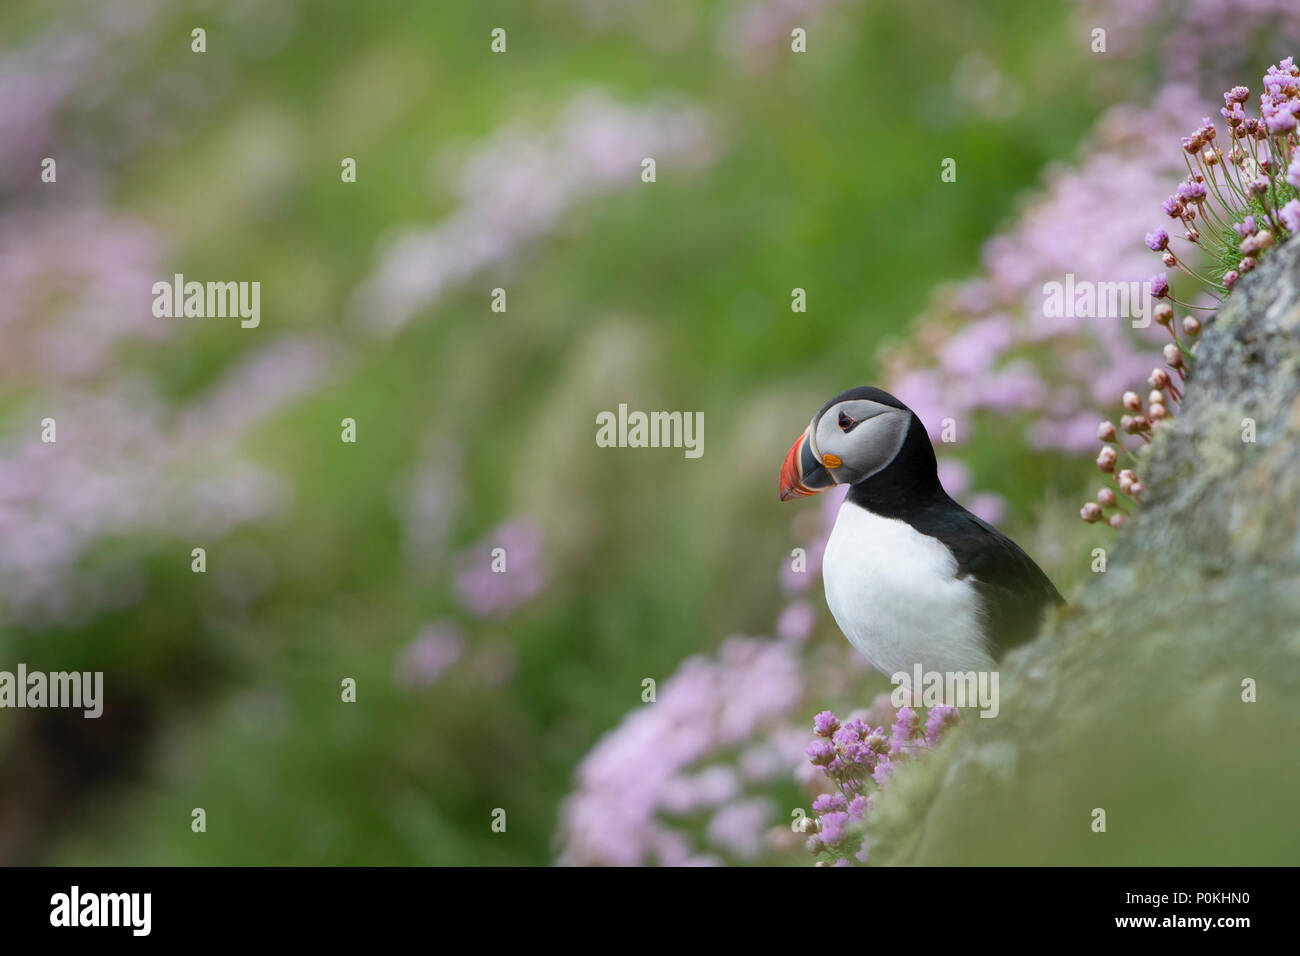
(868, 238, 1300, 865)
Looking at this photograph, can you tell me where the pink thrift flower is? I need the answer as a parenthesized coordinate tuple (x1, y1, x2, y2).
(395, 622, 464, 688)
(776, 601, 816, 643)
(818, 811, 850, 847)
(1281, 199, 1300, 236)
(924, 705, 962, 746)
(966, 492, 1007, 525)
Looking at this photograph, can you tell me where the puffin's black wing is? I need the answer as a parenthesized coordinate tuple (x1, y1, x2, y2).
(922, 504, 1064, 659)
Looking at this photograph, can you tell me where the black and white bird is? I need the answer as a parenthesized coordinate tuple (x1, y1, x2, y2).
(779, 386, 1063, 674)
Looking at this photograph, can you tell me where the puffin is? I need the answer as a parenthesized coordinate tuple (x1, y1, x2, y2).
(779, 386, 1063, 674)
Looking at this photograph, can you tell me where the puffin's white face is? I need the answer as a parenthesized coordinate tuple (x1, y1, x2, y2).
(780, 397, 912, 500)
(812, 398, 912, 484)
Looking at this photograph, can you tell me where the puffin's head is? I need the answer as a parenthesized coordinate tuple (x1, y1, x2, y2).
(779, 387, 919, 501)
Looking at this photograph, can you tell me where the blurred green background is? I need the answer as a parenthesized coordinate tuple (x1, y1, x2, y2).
(0, 0, 1206, 864)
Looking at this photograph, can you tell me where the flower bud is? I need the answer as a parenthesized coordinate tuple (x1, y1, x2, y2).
(1097, 447, 1118, 473)
(813, 711, 841, 737)
(1097, 489, 1117, 508)
(1182, 316, 1201, 336)
(1098, 421, 1117, 442)
(807, 739, 835, 767)
(1122, 391, 1141, 411)
(1108, 513, 1125, 529)
(1081, 502, 1103, 523)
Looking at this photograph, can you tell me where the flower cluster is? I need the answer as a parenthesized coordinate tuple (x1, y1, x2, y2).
(555, 634, 807, 866)
(1153, 58, 1300, 295)
(348, 91, 719, 334)
(1082, 313, 1199, 527)
(880, 84, 1206, 476)
(1071, 0, 1300, 91)
(0, 337, 335, 626)
(453, 518, 548, 619)
(799, 705, 960, 866)
(1084, 58, 1299, 528)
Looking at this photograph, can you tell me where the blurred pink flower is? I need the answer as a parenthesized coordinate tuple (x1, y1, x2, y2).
(1073, 0, 1300, 89)
(556, 634, 802, 866)
(0, 337, 334, 626)
(937, 459, 972, 498)
(966, 492, 1007, 526)
(0, 206, 166, 382)
(453, 518, 547, 619)
(775, 601, 816, 643)
(395, 622, 464, 689)
(886, 86, 1213, 462)
(350, 91, 720, 333)
(718, 0, 862, 71)
(705, 797, 775, 860)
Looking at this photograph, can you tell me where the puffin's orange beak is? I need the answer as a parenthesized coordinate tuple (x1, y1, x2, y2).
(780, 433, 815, 501)
(780, 429, 834, 501)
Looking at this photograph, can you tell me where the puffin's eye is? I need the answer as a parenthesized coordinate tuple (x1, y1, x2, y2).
(838, 411, 857, 432)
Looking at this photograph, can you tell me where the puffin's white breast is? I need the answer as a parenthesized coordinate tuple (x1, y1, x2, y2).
(822, 501, 993, 675)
